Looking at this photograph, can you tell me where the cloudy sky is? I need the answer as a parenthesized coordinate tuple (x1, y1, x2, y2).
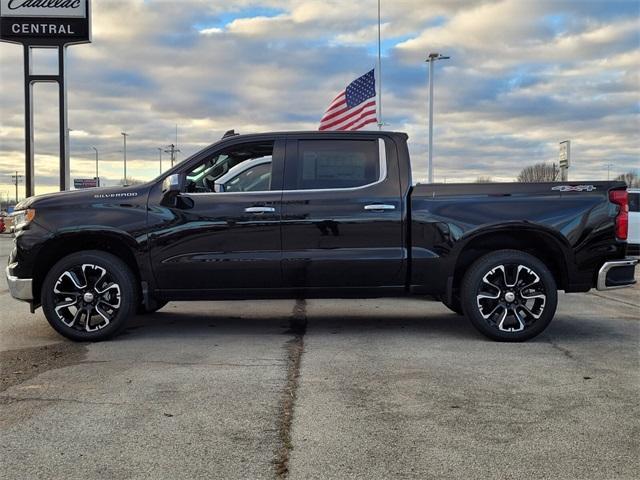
(0, 0, 638, 198)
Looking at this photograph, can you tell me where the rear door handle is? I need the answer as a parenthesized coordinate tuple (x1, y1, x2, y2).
(364, 204, 396, 211)
(244, 206, 276, 214)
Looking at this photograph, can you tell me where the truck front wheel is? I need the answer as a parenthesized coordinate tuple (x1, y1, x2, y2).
(41, 251, 138, 342)
(442, 296, 464, 315)
(460, 250, 557, 342)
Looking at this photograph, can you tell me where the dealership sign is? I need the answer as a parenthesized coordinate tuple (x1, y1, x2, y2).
(0, 0, 90, 44)
(0, 0, 92, 197)
(74, 178, 98, 189)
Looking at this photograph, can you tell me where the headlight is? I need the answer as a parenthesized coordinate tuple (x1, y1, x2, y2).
(12, 209, 36, 229)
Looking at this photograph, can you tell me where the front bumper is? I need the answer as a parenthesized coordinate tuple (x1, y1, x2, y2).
(597, 258, 638, 290)
(5, 265, 33, 301)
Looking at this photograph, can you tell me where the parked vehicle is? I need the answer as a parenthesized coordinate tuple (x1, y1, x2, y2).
(1, 213, 13, 234)
(214, 156, 272, 192)
(6, 131, 637, 342)
(0, 216, 5, 234)
(628, 188, 639, 257)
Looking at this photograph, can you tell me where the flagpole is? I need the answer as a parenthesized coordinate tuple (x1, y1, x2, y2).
(377, 0, 382, 130)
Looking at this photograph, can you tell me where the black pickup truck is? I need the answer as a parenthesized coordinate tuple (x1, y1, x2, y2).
(6, 131, 637, 342)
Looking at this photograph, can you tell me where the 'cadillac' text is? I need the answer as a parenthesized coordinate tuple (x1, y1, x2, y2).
(7, 0, 81, 9)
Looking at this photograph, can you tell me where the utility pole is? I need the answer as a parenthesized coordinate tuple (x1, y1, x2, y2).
(158, 147, 163, 174)
(426, 52, 450, 183)
(605, 163, 614, 180)
(164, 144, 181, 168)
(92, 146, 99, 186)
(11, 171, 23, 203)
(121, 132, 129, 185)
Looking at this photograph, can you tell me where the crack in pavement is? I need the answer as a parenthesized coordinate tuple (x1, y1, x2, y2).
(82, 360, 285, 367)
(273, 299, 307, 479)
(547, 339, 576, 361)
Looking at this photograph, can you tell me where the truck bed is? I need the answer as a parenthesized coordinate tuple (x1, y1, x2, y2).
(409, 181, 627, 293)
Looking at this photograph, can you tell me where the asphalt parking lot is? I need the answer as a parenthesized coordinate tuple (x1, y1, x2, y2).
(1, 233, 638, 479)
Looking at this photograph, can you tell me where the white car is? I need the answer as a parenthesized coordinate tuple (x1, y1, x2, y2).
(214, 156, 272, 193)
(628, 188, 639, 257)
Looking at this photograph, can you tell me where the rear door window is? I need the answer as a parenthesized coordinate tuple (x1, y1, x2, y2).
(287, 139, 380, 190)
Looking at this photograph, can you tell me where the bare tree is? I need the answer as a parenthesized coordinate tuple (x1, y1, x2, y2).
(614, 171, 640, 187)
(517, 163, 560, 183)
(475, 176, 494, 183)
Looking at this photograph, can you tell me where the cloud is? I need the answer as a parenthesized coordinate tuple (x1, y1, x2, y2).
(0, 0, 638, 196)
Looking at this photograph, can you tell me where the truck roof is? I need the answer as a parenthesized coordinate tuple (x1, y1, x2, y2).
(216, 130, 408, 141)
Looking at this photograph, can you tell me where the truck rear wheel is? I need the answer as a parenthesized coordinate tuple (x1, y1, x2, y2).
(41, 251, 138, 342)
(461, 249, 557, 342)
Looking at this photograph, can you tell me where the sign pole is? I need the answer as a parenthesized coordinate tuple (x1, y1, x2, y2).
(23, 46, 34, 197)
(427, 56, 434, 184)
(2, 0, 92, 197)
(559, 140, 570, 182)
(59, 45, 70, 190)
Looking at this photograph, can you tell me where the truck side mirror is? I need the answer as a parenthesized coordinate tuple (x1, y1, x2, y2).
(162, 173, 183, 194)
(161, 173, 192, 208)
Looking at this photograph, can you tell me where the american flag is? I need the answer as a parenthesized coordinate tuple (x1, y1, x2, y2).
(319, 69, 378, 131)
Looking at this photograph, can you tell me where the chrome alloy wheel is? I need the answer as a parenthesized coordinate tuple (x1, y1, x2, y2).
(52, 264, 122, 332)
(476, 264, 546, 333)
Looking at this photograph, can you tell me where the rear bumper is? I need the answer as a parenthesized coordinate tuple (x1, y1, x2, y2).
(597, 258, 638, 290)
(5, 265, 33, 301)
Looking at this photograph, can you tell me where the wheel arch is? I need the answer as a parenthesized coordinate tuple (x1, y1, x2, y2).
(33, 231, 143, 303)
(451, 224, 572, 294)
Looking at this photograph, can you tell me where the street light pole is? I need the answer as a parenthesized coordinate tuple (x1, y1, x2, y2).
(426, 52, 450, 183)
(92, 146, 99, 185)
(121, 132, 128, 186)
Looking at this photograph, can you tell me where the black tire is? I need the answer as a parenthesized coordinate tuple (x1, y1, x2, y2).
(461, 249, 557, 342)
(41, 250, 138, 342)
(137, 299, 168, 315)
(442, 297, 464, 315)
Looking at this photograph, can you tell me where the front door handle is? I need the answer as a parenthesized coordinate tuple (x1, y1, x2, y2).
(244, 206, 276, 214)
(364, 204, 396, 211)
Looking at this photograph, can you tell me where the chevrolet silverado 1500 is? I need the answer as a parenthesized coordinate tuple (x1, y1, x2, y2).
(6, 131, 637, 341)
